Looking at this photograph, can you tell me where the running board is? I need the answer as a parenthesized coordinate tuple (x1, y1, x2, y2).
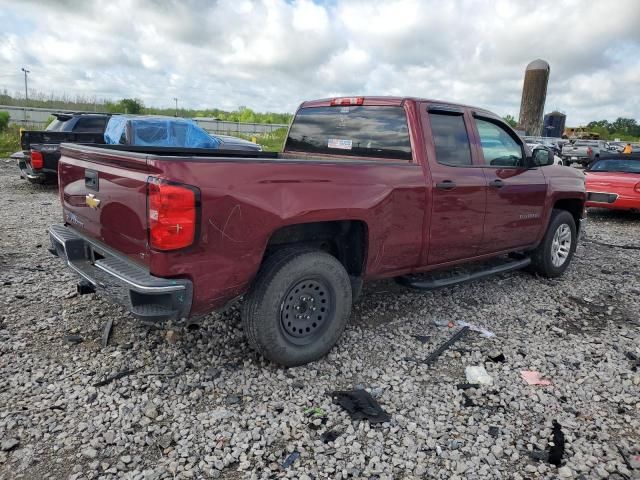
(396, 257, 531, 290)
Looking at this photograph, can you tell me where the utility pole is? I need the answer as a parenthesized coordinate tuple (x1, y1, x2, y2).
(21, 67, 30, 122)
(174, 97, 178, 117)
(21, 67, 30, 103)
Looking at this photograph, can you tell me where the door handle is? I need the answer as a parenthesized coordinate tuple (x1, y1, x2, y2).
(488, 179, 505, 188)
(436, 180, 456, 190)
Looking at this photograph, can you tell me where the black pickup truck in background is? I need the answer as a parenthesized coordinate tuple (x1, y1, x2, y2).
(14, 113, 112, 184)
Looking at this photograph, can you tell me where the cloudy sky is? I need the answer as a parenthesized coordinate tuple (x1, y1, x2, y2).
(1, 0, 639, 124)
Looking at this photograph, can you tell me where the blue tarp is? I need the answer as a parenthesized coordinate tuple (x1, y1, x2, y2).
(104, 116, 221, 149)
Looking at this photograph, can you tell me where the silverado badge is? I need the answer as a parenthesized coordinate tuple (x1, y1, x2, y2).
(85, 193, 101, 209)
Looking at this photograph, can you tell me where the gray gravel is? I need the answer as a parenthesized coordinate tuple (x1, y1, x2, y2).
(0, 159, 639, 479)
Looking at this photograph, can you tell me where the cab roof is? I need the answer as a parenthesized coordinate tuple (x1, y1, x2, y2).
(300, 96, 498, 118)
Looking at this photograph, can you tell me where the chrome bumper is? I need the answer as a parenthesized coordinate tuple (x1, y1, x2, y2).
(49, 224, 192, 322)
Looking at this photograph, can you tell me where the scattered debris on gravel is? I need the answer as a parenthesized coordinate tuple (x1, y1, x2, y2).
(0, 161, 639, 479)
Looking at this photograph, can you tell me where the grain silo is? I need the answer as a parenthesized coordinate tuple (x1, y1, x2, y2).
(518, 59, 550, 136)
(543, 111, 566, 138)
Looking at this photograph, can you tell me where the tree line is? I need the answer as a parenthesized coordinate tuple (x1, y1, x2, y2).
(0, 90, 293, 125)
(585, 118, 640, 141)
(501, 114, 639, 141)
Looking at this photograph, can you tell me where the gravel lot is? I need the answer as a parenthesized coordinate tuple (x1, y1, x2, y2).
(0, 159, 639, 480)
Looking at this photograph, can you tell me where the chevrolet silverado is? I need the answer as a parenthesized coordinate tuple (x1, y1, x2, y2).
(49, 96, 586, 366)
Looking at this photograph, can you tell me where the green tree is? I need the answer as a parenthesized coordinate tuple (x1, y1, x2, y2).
(587, 120, 612, 132)
(588, 125, 611, 140)
(117, 98, 144, 114)
(0, 111, 9, 132)
(611, 117, 639, 137)
(503, 115, 517, 128)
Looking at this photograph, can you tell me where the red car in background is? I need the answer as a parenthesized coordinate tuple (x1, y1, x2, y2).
(585, 157, 640, 211)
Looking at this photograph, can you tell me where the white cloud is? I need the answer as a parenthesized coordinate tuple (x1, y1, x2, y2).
(0, 0, 638, 124)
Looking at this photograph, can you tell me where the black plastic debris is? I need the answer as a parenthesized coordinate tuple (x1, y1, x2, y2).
(423, 326, 470, 365)
(456, 383, 480, 390)
(321, 430, 341, 443)
(461, 393, 475, 407)
(548, 420, 565, 466)
(412, 334, 430, 344)
(64, 335, 83, 345)
(487, 353, 506, 363)
(488, 426, 500, 437)
(530, 449, 549, 462)
(405, 327, 469, 365)
(625, 352, 640, 371)
(331, 389, 391, 424)
(617, 445, 634, 471)
(281, 451, 300, 469)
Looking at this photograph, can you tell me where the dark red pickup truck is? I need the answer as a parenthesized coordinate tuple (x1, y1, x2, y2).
(49, 96, 586, 366)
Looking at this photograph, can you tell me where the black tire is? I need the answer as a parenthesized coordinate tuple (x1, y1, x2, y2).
(241, 248, 352, 366)
(562, 159, 571, 167)
(530, 209, 577, 278)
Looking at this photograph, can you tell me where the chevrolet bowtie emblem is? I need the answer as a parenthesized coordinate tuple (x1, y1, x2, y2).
(85, 194, 101, 209)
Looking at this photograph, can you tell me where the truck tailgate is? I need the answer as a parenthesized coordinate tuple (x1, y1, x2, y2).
(58, 145, 152, 266)
(21, 131, 105, 150)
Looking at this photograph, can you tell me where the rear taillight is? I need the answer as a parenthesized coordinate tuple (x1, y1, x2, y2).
(587, 147, 593, 156)
(30, 150, 43, 169)
(330, 97, 364, 106)
(635, 182, 640, 193)
(147, 179, 199, 251)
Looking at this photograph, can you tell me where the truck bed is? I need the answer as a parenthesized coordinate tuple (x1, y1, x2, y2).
(56, 143, 425, 316)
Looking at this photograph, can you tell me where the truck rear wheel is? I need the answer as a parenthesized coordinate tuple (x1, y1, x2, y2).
(242, 248, 352, 366)
(530, 209, 577, 278)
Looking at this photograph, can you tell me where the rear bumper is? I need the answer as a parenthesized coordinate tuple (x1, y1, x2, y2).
(16, 157, 54, 184)
(49, 224, 192, 322)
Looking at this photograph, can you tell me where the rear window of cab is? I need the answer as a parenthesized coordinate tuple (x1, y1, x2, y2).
(285, 105, 412, 161)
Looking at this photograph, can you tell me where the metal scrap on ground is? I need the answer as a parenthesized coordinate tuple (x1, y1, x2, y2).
(102, 318, 113, 347)
(457, 320, 496, 338)
(93, 368, 136, 387)
(421, 326, 470, 365)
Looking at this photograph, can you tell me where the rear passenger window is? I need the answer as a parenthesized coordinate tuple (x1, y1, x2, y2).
(285, 106, 412, 161)
(73, 116, 108, 133)
(429, 113, 472, 166)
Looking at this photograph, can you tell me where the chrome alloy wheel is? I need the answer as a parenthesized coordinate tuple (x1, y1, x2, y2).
(551, 224, 572, 267)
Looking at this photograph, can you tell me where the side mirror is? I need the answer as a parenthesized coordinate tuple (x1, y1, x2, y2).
(532, 147, 554, 167)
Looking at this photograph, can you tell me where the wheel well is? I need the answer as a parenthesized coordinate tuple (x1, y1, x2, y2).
(553, 199, 583, 231)
(265, 220, 368, 276)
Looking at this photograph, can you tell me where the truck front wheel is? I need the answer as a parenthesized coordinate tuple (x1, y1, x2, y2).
(530, 209, 577, 278)
(242, 248, 352, 366)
